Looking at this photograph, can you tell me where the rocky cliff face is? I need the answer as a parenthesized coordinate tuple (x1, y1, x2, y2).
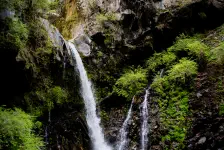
(31, 0, 224, 149)
(62, 0, 224, 149)
(1, 0, 224, 149)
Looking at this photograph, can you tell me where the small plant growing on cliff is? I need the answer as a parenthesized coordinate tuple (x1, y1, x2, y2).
(113, 68, 148, 100)
(150, 57, 197, 149)
(96, 12, 118, 24)
(168, 36, 209, 59)
(167, 58, 198, 83)
(211, 42, 224, 64)
(219, 104, 224, 115)
(147, 52, 177, 72)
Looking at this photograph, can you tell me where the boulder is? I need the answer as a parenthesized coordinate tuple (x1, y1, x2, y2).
(212, 0, 224, 9)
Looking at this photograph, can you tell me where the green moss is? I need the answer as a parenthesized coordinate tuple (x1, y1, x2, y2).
(100, 110, 109, 122)
(152, 76, 191, 149)
(146, 52, 177, 72)
(96, 12, 118, 24)
(211, 42, 224, 64)
(54, 2, 79, 40)
(168, 36, 210, 59)
(149, 51, 198, 149)
(167, 58, 198, 83)
(113, 68, 148, 100)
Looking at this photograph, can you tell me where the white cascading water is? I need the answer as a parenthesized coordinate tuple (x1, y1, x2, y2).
(140, 89, 150, 150)
(117, 97, 135, 150)
(68, 42, 111, 150)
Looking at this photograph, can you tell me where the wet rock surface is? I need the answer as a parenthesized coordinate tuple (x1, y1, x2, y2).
(187, 64, 224, 150)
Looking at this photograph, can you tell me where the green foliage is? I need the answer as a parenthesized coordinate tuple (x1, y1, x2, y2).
(49, 0, 60, 10)
(211, 42, 224, 64)
(219, 104, 224, 115)
(152, 77, 190, 149)
(168, 36, 209, 59)
(0, 18, 29, 51)
(113, 68, 148, 100)
(150, 57, 198, 149)
(0, 0, 26, 12)
(146, 52, 177, 72)
(100, 110, 109, 122)
(0, 0, 49, 17)
(26, 0, 49, 16)
(16, 20, 54, 75)
(96, 12, 118, 24)
(25, 86, 68, 115)
(0, 107, 44, 150)
(50, 86, 68, 104)
(9, 19, 29, 47)
(167, 58, 198, 83)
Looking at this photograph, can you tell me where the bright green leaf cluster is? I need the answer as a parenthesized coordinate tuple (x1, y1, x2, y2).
(147, 52, 177, 72)
(167, 58, 198, 83)
(150, 57, 197, 149)
(0, 107, 44, 150)
(168, 37, 209, 59)
(113, 68, 148, 100)
(219, 104, 224, 115)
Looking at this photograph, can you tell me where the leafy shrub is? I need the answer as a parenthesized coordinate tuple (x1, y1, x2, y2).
(0, 18, 28, 51)
(16, 20, 53, 74)
(49, 0, 60, 10)
(147, 52, 177, 72)
(150, 57, 197, 149)
(0, 107, 44, 150)
(0, 0, 49, 17)
(0, 0, 27, 12)
(167, 58, 198, 83)
(152, 78, 190, 149)
(168, 37, 209, 59)
(211, 42, 224, 64)
(113, 68, 148, 100)
(25, 86, 68, 115)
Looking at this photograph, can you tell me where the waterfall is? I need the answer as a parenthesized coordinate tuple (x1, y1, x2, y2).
(140, 89, 150, 150)
(68, 42, 111, 150)
(45, 126, 48, 144)
(117, 97, 135, 150)
(48, 111, 51, 123)
(45, 111, 51, 146)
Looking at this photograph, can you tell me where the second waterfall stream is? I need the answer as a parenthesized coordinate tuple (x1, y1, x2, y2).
(68, 42, 112, 150)
(140, 89, 150, 150)
(117, 97, 134, 150)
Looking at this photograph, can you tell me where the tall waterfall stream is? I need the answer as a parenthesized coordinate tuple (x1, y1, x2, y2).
(68, 42, 111, 150)
(69, 41, 151, 150)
